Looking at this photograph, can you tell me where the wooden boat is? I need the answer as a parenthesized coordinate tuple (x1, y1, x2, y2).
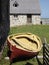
(7, 33, 42, 61)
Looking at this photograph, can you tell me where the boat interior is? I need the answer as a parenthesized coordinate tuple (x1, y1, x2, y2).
(8, 33, 42, 52)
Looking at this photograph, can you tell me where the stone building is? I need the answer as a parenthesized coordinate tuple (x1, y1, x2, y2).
(41, 18, 49, 25)
(10, 0, 41, 27)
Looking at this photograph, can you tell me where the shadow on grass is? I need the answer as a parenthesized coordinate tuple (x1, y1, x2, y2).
(10, 55, 43, 65)
(13, 56, 34, 62)
(10, 56, 34, 65)
(10, 56, 43, 65)
(25, 62, 33, 65)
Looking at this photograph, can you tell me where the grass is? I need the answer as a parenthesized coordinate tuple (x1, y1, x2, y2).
(0, 25, 49, 65)
(9, 25, 49, 43)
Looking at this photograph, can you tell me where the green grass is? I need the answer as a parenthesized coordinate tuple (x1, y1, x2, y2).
(9, 25, 49, 43)
(0, 25, 49, 65)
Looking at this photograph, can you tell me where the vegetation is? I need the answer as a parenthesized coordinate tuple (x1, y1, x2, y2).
(10, 25, 49, 43)
(0, 25, 49, 65)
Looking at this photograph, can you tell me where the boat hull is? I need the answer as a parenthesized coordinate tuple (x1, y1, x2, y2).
(7, 33, 42, 62)
(7, 40, 38, 61)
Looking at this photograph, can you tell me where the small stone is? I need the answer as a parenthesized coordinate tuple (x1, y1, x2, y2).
(4, 57, 9, 60)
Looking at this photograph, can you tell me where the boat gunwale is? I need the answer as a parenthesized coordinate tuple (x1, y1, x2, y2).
(7, 33, 42, 52)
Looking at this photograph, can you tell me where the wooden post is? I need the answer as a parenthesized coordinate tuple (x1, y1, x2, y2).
(43, 40, 49, 65)
(43, 43, 45, 65)
(0, 0, 10, 52)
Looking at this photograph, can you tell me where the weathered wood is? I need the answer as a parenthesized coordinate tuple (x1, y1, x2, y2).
(0, 0, 10, 52)
(43, 43, 49, 65)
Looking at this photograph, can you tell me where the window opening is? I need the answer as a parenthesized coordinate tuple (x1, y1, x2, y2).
(13, 1, 19, 7)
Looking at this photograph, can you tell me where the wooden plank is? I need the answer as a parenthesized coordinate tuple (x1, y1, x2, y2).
(44, 55, 49, 62)
(45, 47, 49, 52)
(43, 42, 49, 65)
(45, 51, 49, 57)
(45, 44, 49, 49)
(44, 60, 48, 65)
(44, 57, 49, 65)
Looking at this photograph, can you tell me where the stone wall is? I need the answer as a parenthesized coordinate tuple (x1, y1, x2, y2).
(32, 15, 41, 24)
(10, 15, 27, 27)
(10, 15, 41, 27)
(41, 18, 49, 25)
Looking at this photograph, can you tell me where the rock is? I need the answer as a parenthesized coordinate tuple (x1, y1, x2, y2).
(4, 57, 9, 60)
